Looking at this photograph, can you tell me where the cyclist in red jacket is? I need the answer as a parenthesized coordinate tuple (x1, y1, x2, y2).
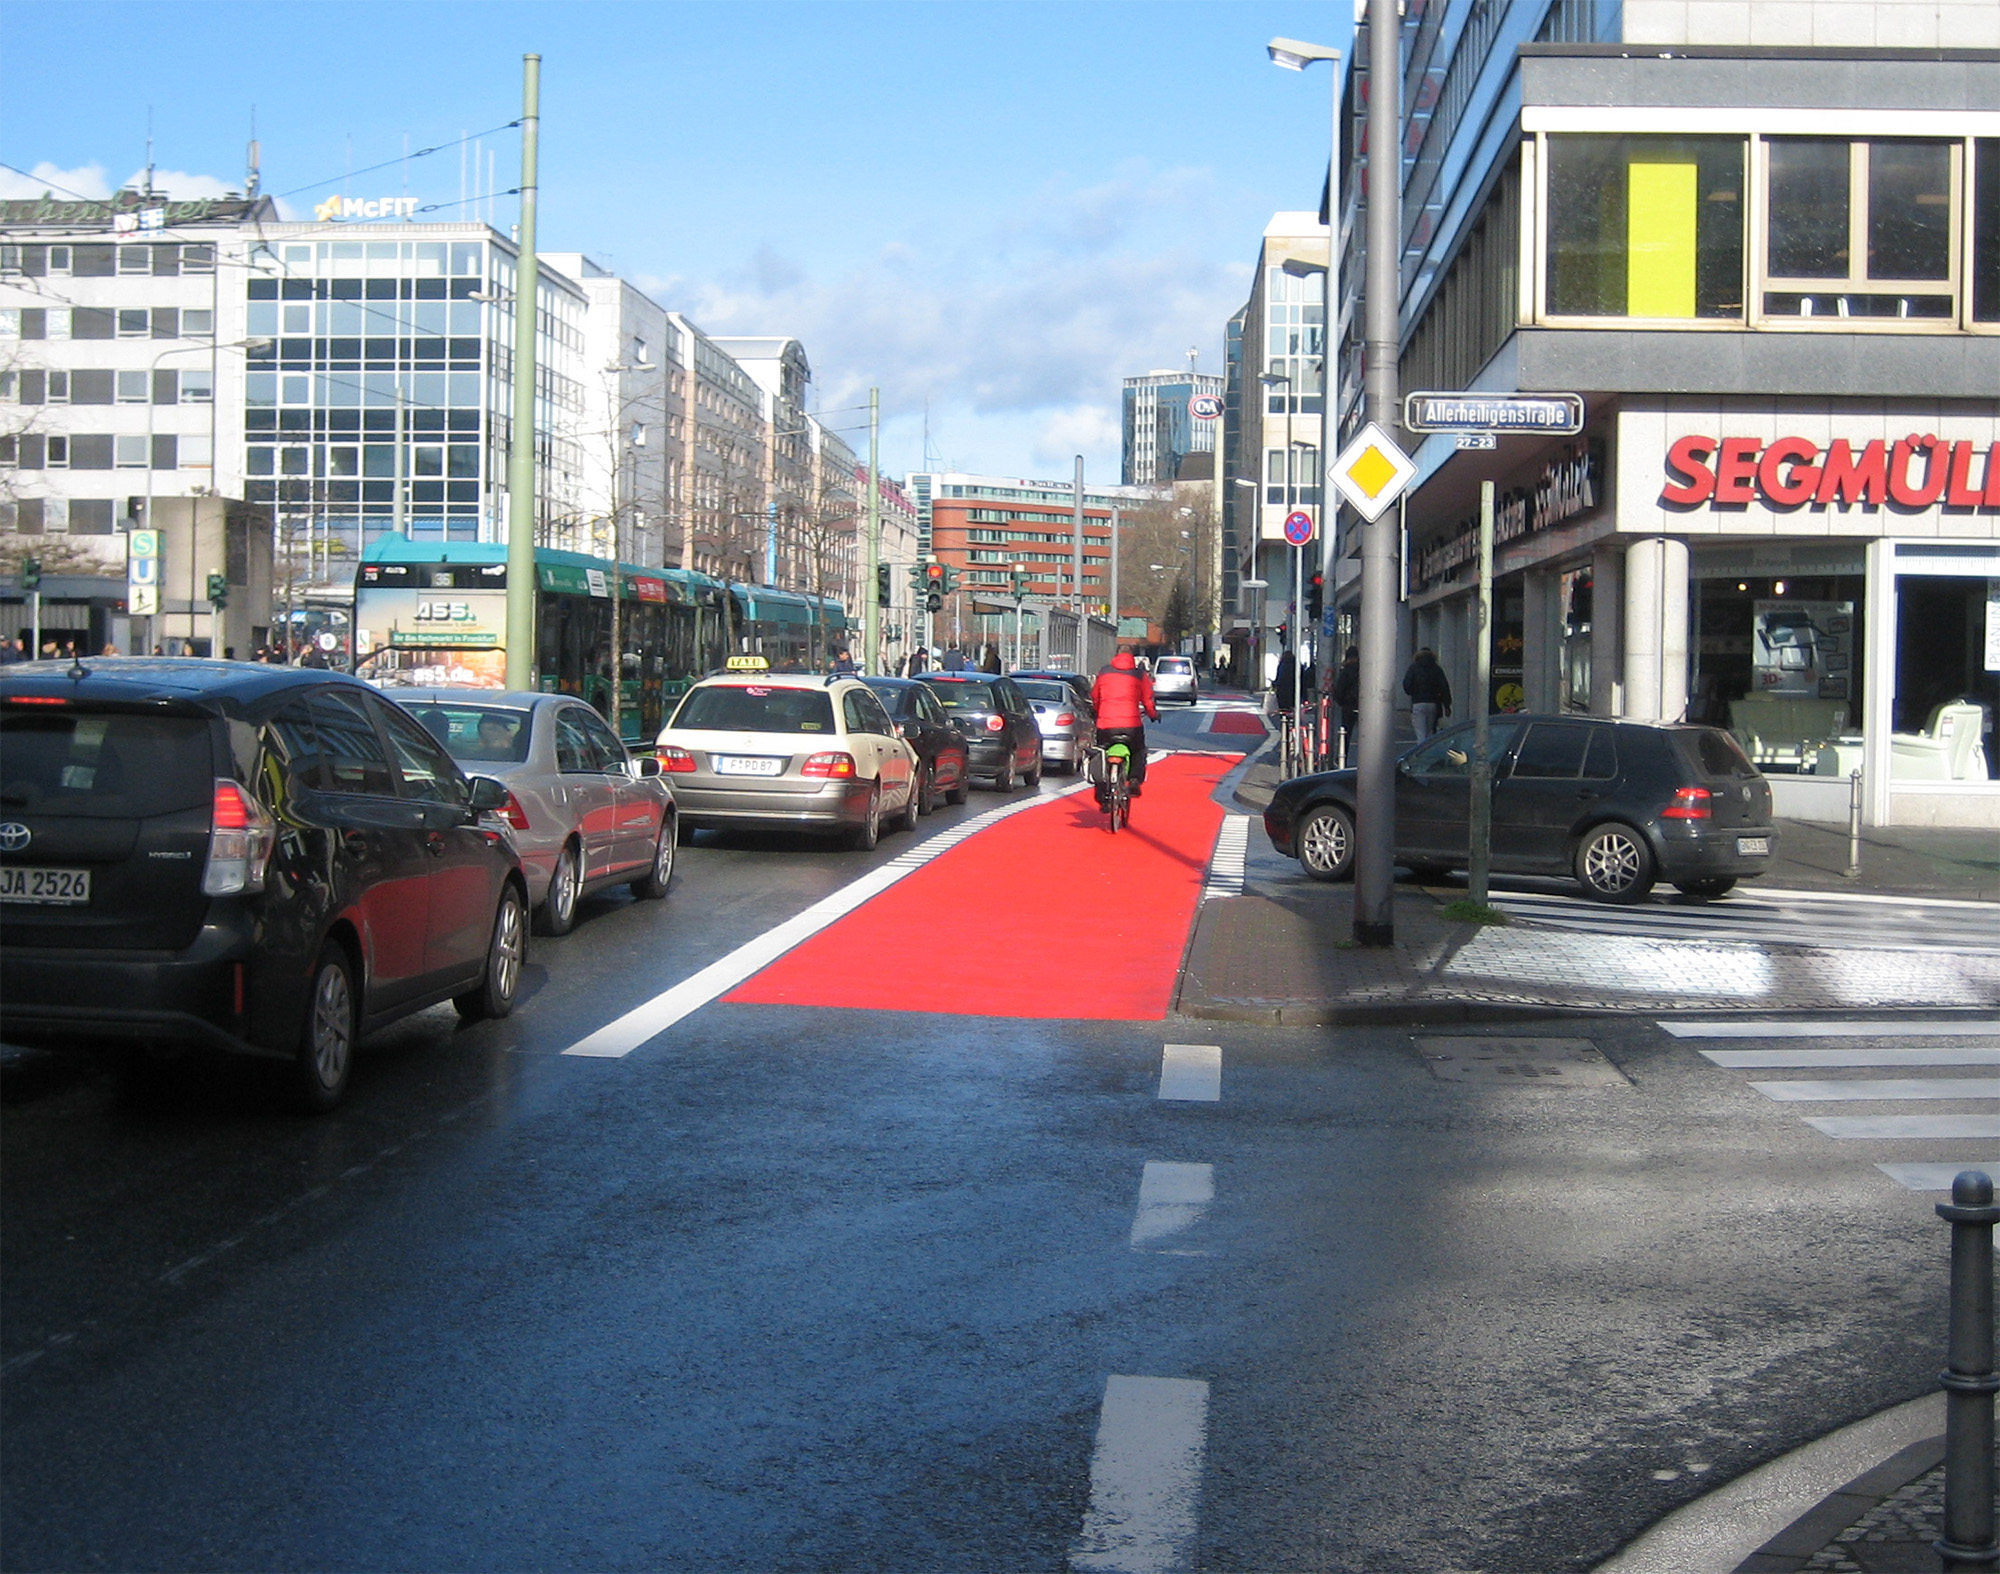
(1091, 651, 1160, 801)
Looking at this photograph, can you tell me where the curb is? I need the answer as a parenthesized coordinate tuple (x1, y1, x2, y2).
(1173, 998, 1627, 1028)
(1591, 1392, 1944, 1574)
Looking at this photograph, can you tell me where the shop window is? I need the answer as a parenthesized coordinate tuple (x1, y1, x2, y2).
(1975, 140, 2000, 323)
(1762, 139, 1956, 320)
(1545, 135, 1745, 319)
(1892, 575, 1998, 780)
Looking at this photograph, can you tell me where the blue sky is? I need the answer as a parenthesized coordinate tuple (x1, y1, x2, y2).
(2, 0, 1349, 481)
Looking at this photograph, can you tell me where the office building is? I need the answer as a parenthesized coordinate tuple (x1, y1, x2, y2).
(1121, 368, 1223, 486)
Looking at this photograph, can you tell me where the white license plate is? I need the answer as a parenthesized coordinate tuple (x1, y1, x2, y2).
(1736, 835, 1770, 856)
(0, 865, 91, 905)
(713, 755, 786, 777)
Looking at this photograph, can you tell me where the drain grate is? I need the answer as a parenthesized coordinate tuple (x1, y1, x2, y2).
(1416, 1036, 1630, 1088)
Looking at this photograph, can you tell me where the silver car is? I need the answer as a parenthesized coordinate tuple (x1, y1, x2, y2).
(1151, 655, 1199, 705)
(393, 690, 678, 936)
(1013, 677, 1097, 773)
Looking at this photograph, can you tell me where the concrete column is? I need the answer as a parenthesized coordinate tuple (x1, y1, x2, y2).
(1590, 541, 1625, 716)
(1523, 570, 1557, 713)
(1623, 535, 1690, 722)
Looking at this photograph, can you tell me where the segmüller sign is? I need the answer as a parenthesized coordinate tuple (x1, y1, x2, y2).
(1661, 434, 2000, 511)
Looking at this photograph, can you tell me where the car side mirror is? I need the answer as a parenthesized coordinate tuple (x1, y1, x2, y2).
(466, 776, 510, 811)
(892, 722, 906, 738)
(635, 755, 663, 778)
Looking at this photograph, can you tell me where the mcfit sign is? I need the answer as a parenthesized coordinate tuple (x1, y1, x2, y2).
(314, 195, 422, 222)
(1661, 434, 2000, 511)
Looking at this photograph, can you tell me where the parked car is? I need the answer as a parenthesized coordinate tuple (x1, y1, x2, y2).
(1012, 668, 1096, 710)
(1262, 714, 1776, 903)
(1151, 655, 1199, 705)
(1012, 677, 1097, 773)
(654, 667, 919, 848)
(862, 677, 971, 813)
(917, 673, 1044, 791)
(0, 659, 529, 1111)
(390, 690, 676, 936)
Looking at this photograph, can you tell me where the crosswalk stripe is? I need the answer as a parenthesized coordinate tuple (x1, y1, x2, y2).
(1130, 1162, 1214, 1251)
(1666, 1020, 2000, 1039)
(1876, 1162, 2000, 1192)
(1201, 816, 1249, 902)
(1159, 1045, 1222, 1102)
(1802, 1115, 2000, 1140)
(1702, 1047, 2000, 1067)
(1749, 1078, 2000, 1102)
(1496, 892, 1996, 953)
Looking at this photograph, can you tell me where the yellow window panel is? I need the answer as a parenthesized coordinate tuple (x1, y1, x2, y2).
(1628, 161, 1698, 318)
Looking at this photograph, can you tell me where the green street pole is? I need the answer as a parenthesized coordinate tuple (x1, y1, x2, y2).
(503, 53, 541, 691)
(1468, 479, 1496, 906)
(864, 387, 881, 674)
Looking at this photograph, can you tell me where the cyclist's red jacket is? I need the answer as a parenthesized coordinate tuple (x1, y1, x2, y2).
(1091, 654, 1159, 729)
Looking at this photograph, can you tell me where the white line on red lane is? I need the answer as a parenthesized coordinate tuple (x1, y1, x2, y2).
(560, 781, 1090, 1059)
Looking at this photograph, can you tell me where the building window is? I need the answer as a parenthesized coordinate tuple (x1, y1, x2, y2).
(1763, 138, 1957, 320)
(180, 369, 212, 403)
(183, 308, 213, 336)
(115, 435, 149, 468)
(117, 371, 149, 404)
(1545, 135, 1746, 319)
(1976, 140, 2000, 323)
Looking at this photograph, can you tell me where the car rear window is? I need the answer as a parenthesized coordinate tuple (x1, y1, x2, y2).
(0, 709, 213, 819)
(924, 679, 999, 711)
(1016, 680, 1073, 703)
(673, 684, 835, 734)
(1692, 728, 1759, 779)
(403, 703, 533, 764)
(1157, 659, 1192, 674)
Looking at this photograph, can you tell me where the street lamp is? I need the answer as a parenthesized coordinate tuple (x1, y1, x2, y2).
(1257, 370, 1299, 742)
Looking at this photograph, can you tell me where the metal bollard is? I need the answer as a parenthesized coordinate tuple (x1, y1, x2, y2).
(1936, 1169, 2000, 1572)
(1844, 768, 1863, 880)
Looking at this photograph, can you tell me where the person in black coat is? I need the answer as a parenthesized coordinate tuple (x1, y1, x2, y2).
(1402, 647, 1452, 740)
(1330, 646, 1361, 761)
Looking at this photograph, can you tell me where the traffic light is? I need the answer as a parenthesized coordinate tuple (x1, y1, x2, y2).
(206, 572, 229, 609)
(19, 558, 41, 592)
(922, 561, 945, 613)
(876, 563, 891, 607)
(1307, 572, 1324, 621)
(1009, 565, 1030, 597)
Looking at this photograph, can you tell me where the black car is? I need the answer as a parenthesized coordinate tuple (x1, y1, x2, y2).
(917, 674, 1044, 791)
(863, 677, 971, 813)
(0, 659, 529, 1110)
(1011, 668, 1096, 709)
(1263, 714, 1776, 903)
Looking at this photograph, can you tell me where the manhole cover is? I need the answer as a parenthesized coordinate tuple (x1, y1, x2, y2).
(1417, 1036, 1629, 1088)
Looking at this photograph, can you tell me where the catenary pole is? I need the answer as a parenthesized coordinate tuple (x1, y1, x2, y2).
(1353, 0, 1401, 946)
(1468, 481, 1496, 904)
(503, 54, 541, 691)
(864, 387, 881, 673)
(1071, 455, 1085, 666)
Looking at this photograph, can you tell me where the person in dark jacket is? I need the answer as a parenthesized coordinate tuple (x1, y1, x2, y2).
(980, 643, 1002, 674)
(1402, 647, 1452, 740)
(1090, 650, 1159, 803)
(1330, 646, 1361, 761)
(1271, 646, 1298, 715)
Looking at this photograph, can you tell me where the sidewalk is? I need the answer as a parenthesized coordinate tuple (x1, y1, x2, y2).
(1180, 742, 2000, 1024)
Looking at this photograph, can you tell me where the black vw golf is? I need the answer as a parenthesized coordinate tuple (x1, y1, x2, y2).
(0, 659, 529, 1110)
(1263, 714, 1776, 903)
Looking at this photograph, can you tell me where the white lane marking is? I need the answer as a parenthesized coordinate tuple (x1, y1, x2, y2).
(1743, 886, 2000, 913)
(561, 782, 1091, 1057)
(1803, 1115, 2000, 1140)
(1069, 1375, 1209, 1574)
(1749, 1078, 2000, 1102)
(1158, 1044, 1222, 1102)
(1663, 1019, 2000, 1039)
(1129, 1162, 1214, 1250)
(1702, 1047, 2000, 1068)
(1200, 816, 1249, 902)
(1876, 1162, 2000, 1191)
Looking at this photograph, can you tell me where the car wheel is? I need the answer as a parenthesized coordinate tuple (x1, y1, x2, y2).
(1025, 751, 1043, 788)
(455, 884, 526, 1019)
(893, 775, 920, 833)
(290, 941, 357, 1113)
(916, 763, 937, 816)
(630, 814, 676, 899)
(1674, 876, 1736, 900)
(1297, 805, 1356, 883)
(991, 758, 1016, 793)
(534, 840, 583, 936)
(1575, 823, 1656, 903)
(946, 760, 970, 805)
(847, 785, 881, 851)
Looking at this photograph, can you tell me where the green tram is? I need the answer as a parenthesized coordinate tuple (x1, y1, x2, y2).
(352, 534, 848, 741)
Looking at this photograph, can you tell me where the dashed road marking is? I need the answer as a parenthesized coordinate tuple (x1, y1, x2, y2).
(1158, 1044, 1221, 1102)
(1802, 1114, 2000, 1140)
(1200, 817, 1249, 902)
(1702, 1047, 2000, 1068)
(1069, 1374, 1210, 1574)
(1129, 1162, 1213, 1251)
(1749, 1078, 2000, 1103)
(1664, 1019, 2000, 1039)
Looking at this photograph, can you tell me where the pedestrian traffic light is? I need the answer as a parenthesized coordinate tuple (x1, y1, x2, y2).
(19, 558, 41, 592)
(876, 563, 891, 607)
(1307, 572, 1324, 621)
(206, 572, 229, 609)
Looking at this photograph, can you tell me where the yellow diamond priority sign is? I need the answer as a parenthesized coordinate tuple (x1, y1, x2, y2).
(1329, 422, 1418, 522)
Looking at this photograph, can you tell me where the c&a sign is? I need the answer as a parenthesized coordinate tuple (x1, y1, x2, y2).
(1661, 434, 2000, 512)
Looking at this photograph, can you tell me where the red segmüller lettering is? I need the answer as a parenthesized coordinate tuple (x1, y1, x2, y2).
(1662, 435, 2000, 510)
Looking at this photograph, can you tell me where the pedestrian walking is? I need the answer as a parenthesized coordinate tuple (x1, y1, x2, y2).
(831, 645, 857, 674)
(1403, 647, 1452, 740)
(1271, 646, 1298, 715)
(1331, 646, 1361, 761)
(980, 642, 1001, 674)
(942, 645, 967, 673)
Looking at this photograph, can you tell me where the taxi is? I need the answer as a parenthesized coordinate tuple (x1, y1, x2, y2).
(654, 658, 920, 850)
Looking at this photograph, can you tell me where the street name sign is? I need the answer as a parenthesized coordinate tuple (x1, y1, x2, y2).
(1402, 392, 1584, 435)
(1282, 510, 1316, 546)
(1328, 423, 1417, 523)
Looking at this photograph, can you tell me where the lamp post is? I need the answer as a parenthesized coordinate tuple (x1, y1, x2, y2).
(503, 52, 541, 692)
(1258, 370, 1294, 733)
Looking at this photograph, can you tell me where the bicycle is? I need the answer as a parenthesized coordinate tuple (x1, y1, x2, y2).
(1086, 742, 1133, 832)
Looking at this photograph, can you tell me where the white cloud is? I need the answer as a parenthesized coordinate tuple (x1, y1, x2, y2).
(0, 161, 113, 201)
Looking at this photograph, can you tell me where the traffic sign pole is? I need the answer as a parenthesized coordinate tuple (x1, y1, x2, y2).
(1468, 480, 1496, 907)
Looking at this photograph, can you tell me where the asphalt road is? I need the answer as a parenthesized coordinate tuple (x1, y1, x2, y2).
(1, 698, 1984, 1573)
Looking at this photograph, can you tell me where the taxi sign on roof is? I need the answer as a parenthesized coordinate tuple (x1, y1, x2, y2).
(1328, 422, 1418, 522)
(725, 655, 771, 671)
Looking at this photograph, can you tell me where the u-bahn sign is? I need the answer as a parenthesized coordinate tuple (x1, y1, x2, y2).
(1402, 392, 1585, 435)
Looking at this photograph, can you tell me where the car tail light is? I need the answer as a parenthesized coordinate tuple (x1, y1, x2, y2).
(1661, 786, 1712, 820)
(7, 695, 68, 706)
(983, 715, 1005, 732)
(657, 746, 698, 773)
(203, 779, 275, 896)
(1055, 712, 1076, 726)
(802, 751, 856, 779)
(497, 790, 532, 832)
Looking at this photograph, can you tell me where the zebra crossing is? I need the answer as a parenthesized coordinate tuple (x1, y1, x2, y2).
(1668, 1017, 2000, 1190)
(1496, 884, 2000, 955)
(1202, 815, 1251, 901)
